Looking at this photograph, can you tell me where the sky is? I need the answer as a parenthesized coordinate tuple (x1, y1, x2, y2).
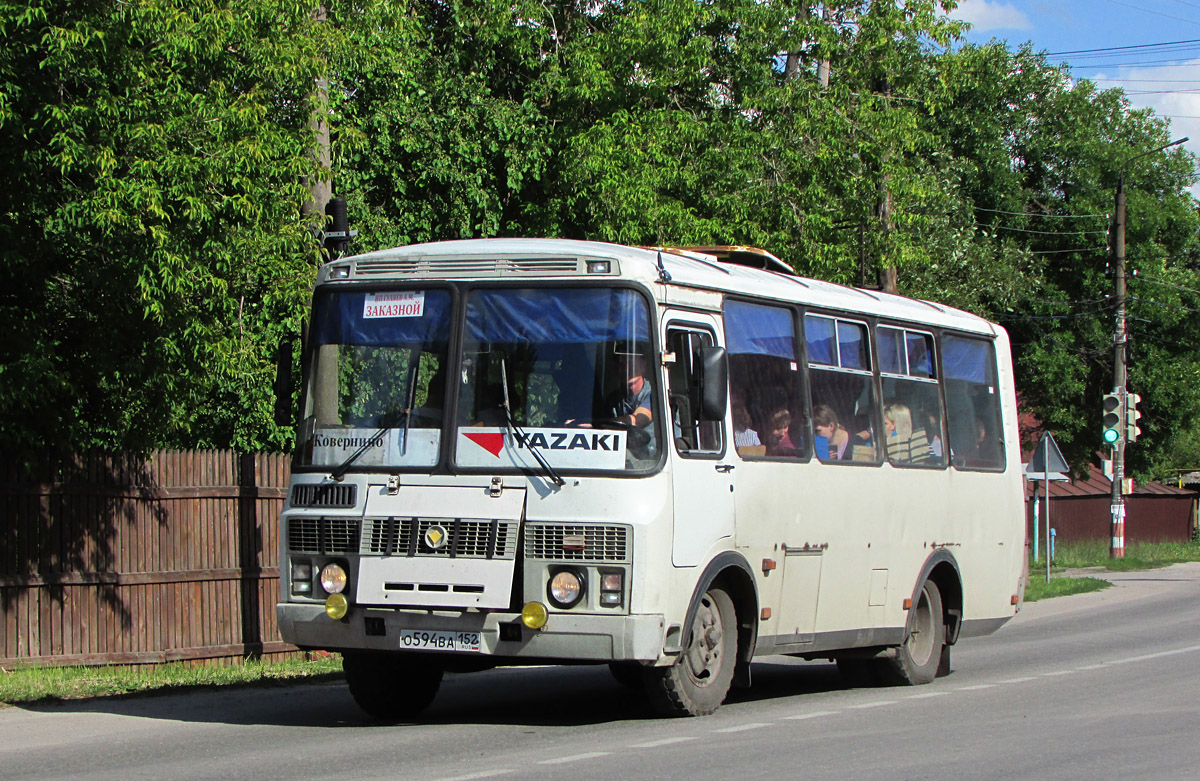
(949, 0, 1200, 176)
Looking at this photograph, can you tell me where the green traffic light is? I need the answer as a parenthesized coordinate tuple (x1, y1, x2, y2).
(1103, 428, 1120, 444)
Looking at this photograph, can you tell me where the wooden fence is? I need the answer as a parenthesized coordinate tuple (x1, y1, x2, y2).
(1, 451, 294, 668)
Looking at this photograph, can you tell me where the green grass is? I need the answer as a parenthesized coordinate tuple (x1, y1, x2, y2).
(0, 655, 343, 706)
(1023, 539, 1200, 603)
(1023, 576, 1111, 602)
(1035, 539, 1200, 572)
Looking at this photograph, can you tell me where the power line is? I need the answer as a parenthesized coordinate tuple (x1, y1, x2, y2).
(1131, 273, 1200, 298)
(1028, 246, 1108, 255)
(1128, 294, 1200, 314)
(1104, 0, 1200, 28)
(975, 224, 1109, 236)
(1046, 38, 1200, 57)
(973, 206, 1108, 220)
(1051, 56, 1200, 68)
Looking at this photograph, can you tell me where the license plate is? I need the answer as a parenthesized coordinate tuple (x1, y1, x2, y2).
(398, 629, 482, 652)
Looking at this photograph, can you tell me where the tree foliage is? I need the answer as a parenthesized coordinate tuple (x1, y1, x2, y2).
(3, 0, 1200, 479)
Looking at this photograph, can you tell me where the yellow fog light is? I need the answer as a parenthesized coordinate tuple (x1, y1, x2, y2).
(325, 592, 349, 620)
(521, 601, 548, 629)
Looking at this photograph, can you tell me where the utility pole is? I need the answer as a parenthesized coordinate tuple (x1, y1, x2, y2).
(1109, 136, 1187, 558)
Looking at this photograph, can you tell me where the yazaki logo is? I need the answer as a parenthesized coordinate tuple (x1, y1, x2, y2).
(463, 431, 506, 457)
(458, 428, 627, 469)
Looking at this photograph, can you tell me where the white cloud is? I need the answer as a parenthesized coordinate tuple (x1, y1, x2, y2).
(951, 0, 1032, 32)
(1089, 61, 1200, 193)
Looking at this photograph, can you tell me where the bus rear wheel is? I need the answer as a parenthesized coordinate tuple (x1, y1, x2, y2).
(879, 580, 945, 686)
(343, 652, 443, 721)
(644, 587, 737, 716)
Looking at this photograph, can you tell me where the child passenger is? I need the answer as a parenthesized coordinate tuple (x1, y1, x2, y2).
(813, 404, 850, 461)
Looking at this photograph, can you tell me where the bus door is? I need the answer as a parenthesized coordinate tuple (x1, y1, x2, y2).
(663, 316, 735, 567)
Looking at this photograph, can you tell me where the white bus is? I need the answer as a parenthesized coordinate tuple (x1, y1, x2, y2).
(276, 238, 1026, 719)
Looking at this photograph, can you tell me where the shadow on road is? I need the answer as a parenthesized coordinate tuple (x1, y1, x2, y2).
(11, 657, 853, 728)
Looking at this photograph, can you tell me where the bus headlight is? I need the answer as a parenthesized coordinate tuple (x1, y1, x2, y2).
(548, 568, 585, 609)
(320, 562, 348, 594)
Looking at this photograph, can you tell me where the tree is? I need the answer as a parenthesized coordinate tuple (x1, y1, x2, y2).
(0, 0, 328, 460)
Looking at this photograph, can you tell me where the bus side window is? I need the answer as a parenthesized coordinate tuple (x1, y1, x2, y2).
(942, 334, 1005, 470)
(666, 328, 722, 454)
(878, 327, 944, 468)
(806, 315, 878, 463)
(723, 300, 806, 460)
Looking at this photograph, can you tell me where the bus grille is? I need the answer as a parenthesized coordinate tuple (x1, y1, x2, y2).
(287, 517, 361, 554)
(524, 523, 631, 563)
(353, 257, 582, 277)
(361, 518, 519, 560)
(290, 483, 357, 509)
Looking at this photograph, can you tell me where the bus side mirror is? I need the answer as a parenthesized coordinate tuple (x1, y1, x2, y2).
(273, 337, 294, 427)
(698, 346, 728, 421)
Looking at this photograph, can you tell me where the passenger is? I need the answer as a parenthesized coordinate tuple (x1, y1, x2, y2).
(813, 403, 850, 461)
(923, 410, 944, 459)
(961, 415, 995, 467)
(762, 408, 797, 456)
(731, 388, 761, 452)
(884, 403, 914, 462)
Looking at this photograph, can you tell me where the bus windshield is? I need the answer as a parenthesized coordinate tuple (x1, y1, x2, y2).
(297, 288, 453, 470)
(455, 287, 659, 473)
(295, 285, 660, 474)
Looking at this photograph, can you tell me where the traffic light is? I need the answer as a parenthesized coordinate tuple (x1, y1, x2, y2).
(1125, 392, 1142, 442)
(1102, 392, 1123, 446)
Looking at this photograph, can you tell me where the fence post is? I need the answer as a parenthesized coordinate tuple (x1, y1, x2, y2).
(238, 453, 263, 659)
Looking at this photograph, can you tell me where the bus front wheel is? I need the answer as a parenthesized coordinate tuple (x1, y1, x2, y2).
(343, 652, 443, 721)
(645, 587, 737, 716)
(880, 580, 945, 685)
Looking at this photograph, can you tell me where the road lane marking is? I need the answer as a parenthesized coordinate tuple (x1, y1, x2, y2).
(907, 691, 949, 698)
(437, 771, 516, 781)
(1111, 643, 1200, 665)
(956, 684, 997, 691)
(713, 722, 772, 733)
(998, 677, 1037, 683)
(847, 700, 896, 709)
(538, 752, 610, 765)
(783, 710, 840, 720)
(1077, 664, 1106, 670)
(1041, 670, 1076, 677)
(629, 737, 699, 748)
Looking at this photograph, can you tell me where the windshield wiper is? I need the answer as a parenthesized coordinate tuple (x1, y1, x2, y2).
(499, 356, 565, 487)
(331, 367, 420, 482)
(397, 356, 420, 457)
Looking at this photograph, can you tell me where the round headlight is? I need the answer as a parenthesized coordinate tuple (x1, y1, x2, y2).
(548, 569, 584, 608)
(320, 563, 348, 594)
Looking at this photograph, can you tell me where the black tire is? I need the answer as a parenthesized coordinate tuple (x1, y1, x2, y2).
(644, 587, 738, 716)
(879, 580, 945, 686)
(343, 652, 443, 721)
(608, 661, 646, 689)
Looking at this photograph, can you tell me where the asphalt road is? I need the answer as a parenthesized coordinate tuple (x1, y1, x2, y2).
(3, 563, 1198, 780)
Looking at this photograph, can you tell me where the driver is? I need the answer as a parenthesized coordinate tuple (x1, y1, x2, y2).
(566, 350, 656, 456)
(609, 352, 654, 443)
